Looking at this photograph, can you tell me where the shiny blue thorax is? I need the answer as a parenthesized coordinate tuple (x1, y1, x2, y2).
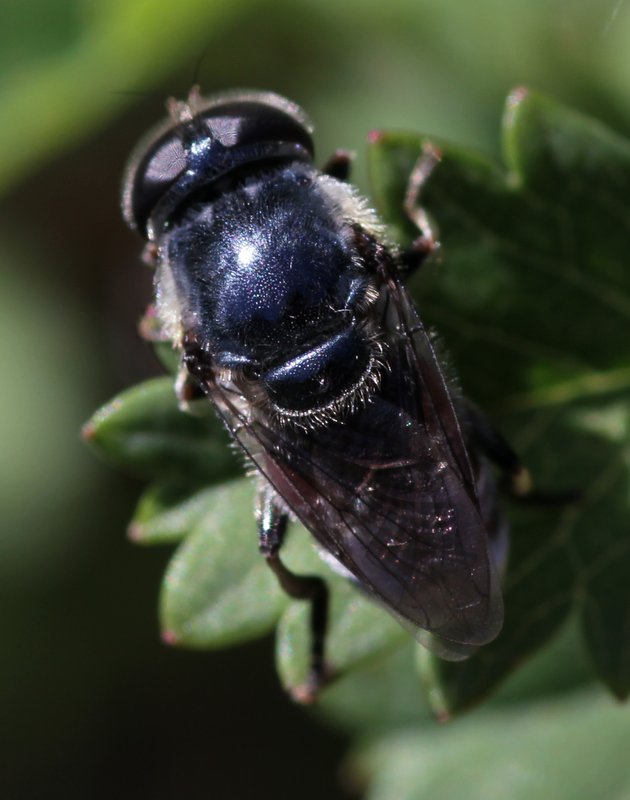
(163, 163, 373, 410)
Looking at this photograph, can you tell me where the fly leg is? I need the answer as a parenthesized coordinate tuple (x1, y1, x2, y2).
(174, 367, 206, 411)
(464, 401, 579, 504)
(138, 308, 207, 411)
(322, 149, 353, 181)
(463, 401, 533, 498)
(462, 403, 529, 573)
(400, 143, 442, 276)
(257, 485, 330, 703)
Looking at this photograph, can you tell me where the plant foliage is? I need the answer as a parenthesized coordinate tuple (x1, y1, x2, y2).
(85, 88, 630, 795)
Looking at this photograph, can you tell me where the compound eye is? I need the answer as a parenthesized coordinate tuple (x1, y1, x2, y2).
(209, 101, 314, 155)
(121, 92, 315, 239)
(122, 128, 187, 237)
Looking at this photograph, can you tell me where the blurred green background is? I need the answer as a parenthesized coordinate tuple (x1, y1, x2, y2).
(2, 1, 630, 797)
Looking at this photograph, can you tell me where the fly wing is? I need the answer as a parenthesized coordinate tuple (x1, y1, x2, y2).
(204, 278, 503, 657)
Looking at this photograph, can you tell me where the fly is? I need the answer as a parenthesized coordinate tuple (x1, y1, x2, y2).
(122, 88, 527, 700)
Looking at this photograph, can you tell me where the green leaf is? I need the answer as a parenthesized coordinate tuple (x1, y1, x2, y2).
(484, 613, 595, 706)
(160, 478, 287, 648)
(368, 88, 630, 709)
(354, 690, 630, 800)
(128, 480, 221, 544)
(82, 376, 235, 483)
(313, 641, 432, 734)
(317, 613, 594, 739)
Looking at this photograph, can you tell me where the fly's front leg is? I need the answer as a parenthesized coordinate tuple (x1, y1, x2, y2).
(400, 143, 442, 276)
(257, 485, 330, 703)
(138, 307, 206, 410)
(174, 367, 206, 411)
(165, 332, 207, 411)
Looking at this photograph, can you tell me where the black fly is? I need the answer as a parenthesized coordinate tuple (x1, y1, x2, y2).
(122, 89, 525, 700)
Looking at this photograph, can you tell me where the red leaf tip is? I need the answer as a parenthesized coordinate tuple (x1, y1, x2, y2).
(506, 86, 529, 112)
(161, 629, 179, 646)
(127, 523, 144, 542)
(80, 421, 96, 442)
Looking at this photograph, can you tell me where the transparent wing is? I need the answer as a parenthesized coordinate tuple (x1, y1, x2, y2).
(204, 278, 503, 657)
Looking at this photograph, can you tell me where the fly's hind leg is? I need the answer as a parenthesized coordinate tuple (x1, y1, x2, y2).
(464, 401, 578, 504)
(463, 401, 532, 498)
(257, 485, 330, 703)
